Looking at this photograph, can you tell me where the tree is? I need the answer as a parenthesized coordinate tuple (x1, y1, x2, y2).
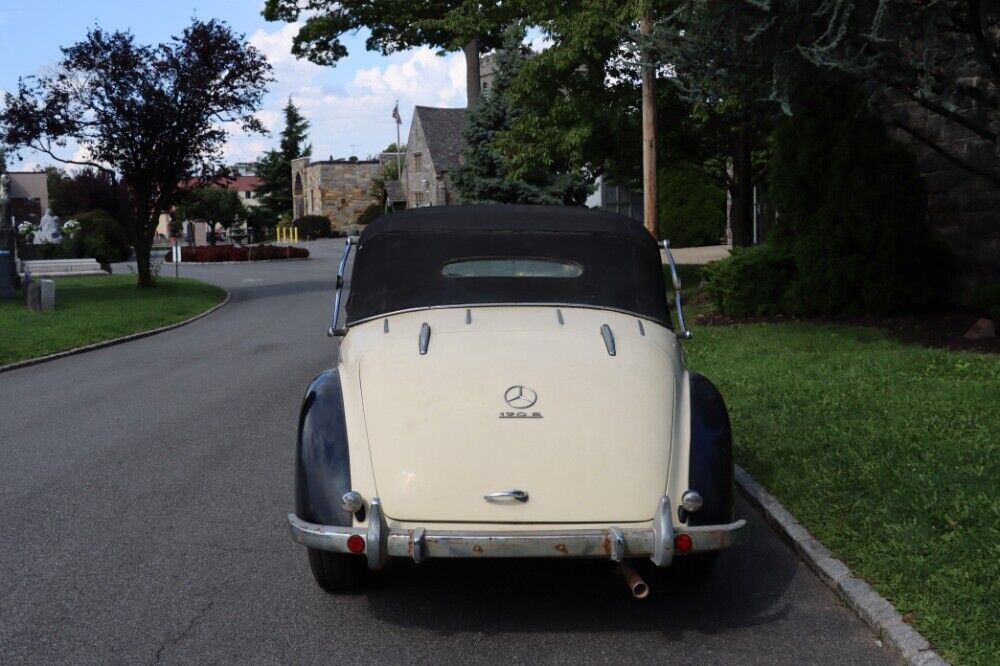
(798, 0, 1000, 187)
(261, 0, 518, 107)
(369, 143, 406, 201)
(452, 29, 591, 205)
(255, 98, 311, 221)
(644, 1, 785, 246)
(0, 19, 272, 287)
(47, 168, 123, 220)
(175, 186, 247, 245)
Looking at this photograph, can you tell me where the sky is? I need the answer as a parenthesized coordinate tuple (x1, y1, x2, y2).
(0, 1, 471, 171)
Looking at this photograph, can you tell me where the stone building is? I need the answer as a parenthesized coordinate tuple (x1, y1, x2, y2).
(402, 106, 467, 208)
(886, 101, 1000, 293)
(4, 172, 49, 225)
(291, 157, 381, 233)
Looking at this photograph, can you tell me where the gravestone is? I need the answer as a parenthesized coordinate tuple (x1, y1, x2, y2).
(0, 174, 17, 299)
(26, 281, 42, 311)
(39, 279, 55, 311)
(0, 251, 15, 299)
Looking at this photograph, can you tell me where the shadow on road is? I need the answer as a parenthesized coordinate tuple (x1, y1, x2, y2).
(227, 280, 335, 304)
(357, 524, 796, 639)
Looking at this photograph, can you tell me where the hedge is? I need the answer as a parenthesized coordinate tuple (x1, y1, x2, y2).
(165, 244, 309, 263)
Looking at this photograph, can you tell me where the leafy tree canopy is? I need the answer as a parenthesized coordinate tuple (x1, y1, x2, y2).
(175, 186, 247, 243)
(0, 19, 272, 286)
(261, 0, 521, 105)
(47, 168, 124, 221)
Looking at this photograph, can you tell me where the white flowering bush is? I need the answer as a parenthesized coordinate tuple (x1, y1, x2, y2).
(61, 219, 81, 242)
(17, 221, 37, 242)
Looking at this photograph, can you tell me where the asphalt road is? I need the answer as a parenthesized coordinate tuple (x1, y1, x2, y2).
(0, 240, 891, 664)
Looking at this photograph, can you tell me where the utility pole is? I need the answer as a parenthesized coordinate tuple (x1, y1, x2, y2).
(640, 9, 658, 238)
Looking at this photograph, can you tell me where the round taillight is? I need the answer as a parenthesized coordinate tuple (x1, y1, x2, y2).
(346, 534, 365, 553)
(674, 533, 693, 553)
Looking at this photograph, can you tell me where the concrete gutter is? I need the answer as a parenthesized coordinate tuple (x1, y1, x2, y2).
(0, 290, 231, 375)
(736, 465, 948, 665)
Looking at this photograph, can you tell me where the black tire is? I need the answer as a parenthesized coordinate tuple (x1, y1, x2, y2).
(307, 548, 367, 593)
(668, 553, 718, 589)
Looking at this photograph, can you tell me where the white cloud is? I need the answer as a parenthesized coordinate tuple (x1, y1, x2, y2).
(225, 25, 468, 162)
(8, 23, 470, 170)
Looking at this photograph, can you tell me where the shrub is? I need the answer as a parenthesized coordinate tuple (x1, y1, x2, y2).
(702, 244, 796, 317)
(292, 215, 332, 239)
(70, 210, 131, 269)
(356, 203, 383, 226)
(768, 83, 949, 315)
(658, 166, 726, 248)
(35, 242, 73, 259)
(971, 284, 1000, 321)
(165, 243, 309, 262)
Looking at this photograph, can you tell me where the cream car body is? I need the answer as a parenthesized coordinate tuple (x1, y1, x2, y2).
(289, 205, 746, 594)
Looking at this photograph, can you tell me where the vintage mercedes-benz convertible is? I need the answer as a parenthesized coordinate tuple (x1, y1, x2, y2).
(288, 205, 747, 595)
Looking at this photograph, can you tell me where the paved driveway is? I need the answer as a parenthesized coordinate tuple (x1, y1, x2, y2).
(0, 240, 889, 664)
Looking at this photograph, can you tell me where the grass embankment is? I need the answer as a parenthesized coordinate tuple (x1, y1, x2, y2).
(668, 265, 999, 664)
(0, 275, 226, 366)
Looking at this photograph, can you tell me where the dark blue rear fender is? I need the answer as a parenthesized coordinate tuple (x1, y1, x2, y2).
(687, 373, 734, 525)
(295, 369, 353, 526)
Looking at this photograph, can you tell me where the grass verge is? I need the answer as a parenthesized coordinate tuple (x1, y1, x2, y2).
(680, 287, 998, 664)
(0, 275, 226, 366)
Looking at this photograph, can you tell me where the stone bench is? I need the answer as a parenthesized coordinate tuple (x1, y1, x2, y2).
(20, 258, 105, 277)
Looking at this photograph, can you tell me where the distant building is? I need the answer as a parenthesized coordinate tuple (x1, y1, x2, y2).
(586, 177, 644, 225)
(230, 175, 263, 208)
(231, 162, 258, 177)
(5, 172, 49, 225)
(402, 106, 467, 208)
(155, 175, 264, 242)
(479, 53, 497, 93)
(291, 157, 381, 233)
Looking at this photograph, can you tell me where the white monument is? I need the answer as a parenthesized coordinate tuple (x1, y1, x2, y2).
(36, 210, 61, 244)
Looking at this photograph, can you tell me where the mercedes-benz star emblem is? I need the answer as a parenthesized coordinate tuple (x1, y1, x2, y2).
(504, 385, 537, 409)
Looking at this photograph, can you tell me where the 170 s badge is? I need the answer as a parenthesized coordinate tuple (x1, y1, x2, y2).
(500, 385, 542, 419)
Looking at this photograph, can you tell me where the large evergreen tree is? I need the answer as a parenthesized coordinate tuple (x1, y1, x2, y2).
(255, 99, 311, 221)
(452, 29, 590, 206)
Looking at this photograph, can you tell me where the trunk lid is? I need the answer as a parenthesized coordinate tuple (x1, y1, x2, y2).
(358, 308, 677, 523)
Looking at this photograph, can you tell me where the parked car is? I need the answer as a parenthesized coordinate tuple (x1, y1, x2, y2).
(288, 205, 747, 595)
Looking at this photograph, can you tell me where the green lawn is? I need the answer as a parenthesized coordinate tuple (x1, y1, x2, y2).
(677, 272, 998, 664)
(0, 275, 226, 366)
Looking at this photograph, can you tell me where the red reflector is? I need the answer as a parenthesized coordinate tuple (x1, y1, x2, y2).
(674, 533, 693, 553)
(346, 535, 365, 553)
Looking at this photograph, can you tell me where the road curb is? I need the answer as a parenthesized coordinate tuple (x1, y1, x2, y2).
(735, 465, 948, 665)
(0, 290, 231, 375)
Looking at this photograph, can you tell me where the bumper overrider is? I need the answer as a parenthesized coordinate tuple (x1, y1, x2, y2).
(288, 497, 747, 570)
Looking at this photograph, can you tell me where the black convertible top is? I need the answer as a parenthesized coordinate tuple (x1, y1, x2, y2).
(346, 204, 670, 326)
(358, 204, 659, 244)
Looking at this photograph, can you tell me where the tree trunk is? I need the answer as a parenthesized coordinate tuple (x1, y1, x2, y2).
(464, 38, 481, 109)
(134, 225, 155, 288)
(728, 122, 754, 247)
(640, 10, 658, 238)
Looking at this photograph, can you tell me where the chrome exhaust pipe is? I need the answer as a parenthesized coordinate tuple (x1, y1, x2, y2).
(618, 561, 650, 599)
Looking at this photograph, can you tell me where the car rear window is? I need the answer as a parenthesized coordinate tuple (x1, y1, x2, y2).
(442, 258, 583, 278)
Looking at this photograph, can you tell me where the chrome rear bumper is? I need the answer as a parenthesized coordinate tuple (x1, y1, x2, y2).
(288, 496, 747, 570)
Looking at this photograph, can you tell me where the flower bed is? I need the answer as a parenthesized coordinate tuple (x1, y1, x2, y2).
(165, 244, 309, 263)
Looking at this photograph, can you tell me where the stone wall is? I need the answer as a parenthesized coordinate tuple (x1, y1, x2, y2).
(291, 158, 380, 233)
(887, 101, 1000, 294)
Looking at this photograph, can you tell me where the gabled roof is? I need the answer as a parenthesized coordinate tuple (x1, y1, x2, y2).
(413, 106, 467, 174)
(385, 179, 406, 203)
